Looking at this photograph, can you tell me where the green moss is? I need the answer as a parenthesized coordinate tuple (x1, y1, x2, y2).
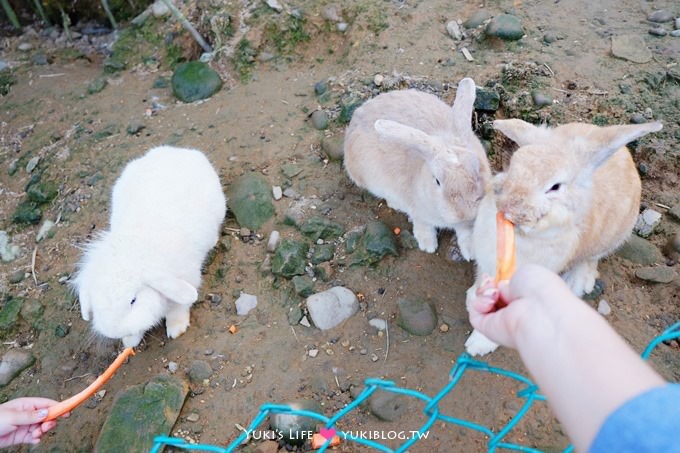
(0, 70, 16, 96)
(234, 38, 256, 82)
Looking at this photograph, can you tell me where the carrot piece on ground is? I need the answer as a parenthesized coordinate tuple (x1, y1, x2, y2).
(495, 211, 516, 284)
(46, 347, 135, 421)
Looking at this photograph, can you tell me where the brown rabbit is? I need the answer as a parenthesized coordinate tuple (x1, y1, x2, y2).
(465, 120, 663, 356)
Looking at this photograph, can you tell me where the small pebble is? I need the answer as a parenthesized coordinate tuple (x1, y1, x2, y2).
(266, 230, 280, 253)
(26, 156, 40, 173)
(370, 353, 379, 362)
(308, 349, 319, 358)
(630, 113, 647, 124)
(337, 22, 348, 32)
(325, 349, 334, 356)
(446, 20, 463, 40)
(283, 187, 299, 198)
(671, 30, 680, 37)
(359, 348, 367, 355)
(239, 227, 251, 238)
(316, 238, 324, 245)
(368, 318, 387, 330)
(649, 27, 667, 37)
(647, 10, 673, 23)
(310, 110, 329, 130)
(439, 324, 449, 333)
(204, 349, 214, 356)
(300, 316, 311, 327)
(186, 413, 200, 422)
(18, 42, 33, 52)
(597, 300, 611, 316)
(374, 74, 384, 86)
(272, 186, 283, 200)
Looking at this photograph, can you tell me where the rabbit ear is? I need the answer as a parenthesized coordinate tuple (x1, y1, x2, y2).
(582, 122, 663, 170)
(493, 119, 551, 146)
(374, 119, 453, 161)
(146, 275, 198, 305)
(451, 78, 476, 136)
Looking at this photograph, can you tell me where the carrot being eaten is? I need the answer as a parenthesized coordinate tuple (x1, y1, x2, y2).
(494, 212, 516, 309)
(46, 347, 135, 421)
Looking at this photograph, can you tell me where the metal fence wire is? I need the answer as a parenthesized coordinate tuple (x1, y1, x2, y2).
(150, 321, 680, 453)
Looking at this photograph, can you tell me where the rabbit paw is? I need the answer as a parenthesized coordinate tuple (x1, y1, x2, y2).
(166, 306, 191, 339)
(413, 223, 438, 253)
(122, 332, 144, 348)
(562, 260, 598, 297)
(465, 330, 499, 356)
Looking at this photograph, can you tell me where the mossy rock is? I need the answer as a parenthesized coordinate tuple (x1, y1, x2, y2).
(227, 173, 275, 230)
(27, 181, 58, 204)
(299, 216, 344, 241)
(271, 239, 308, 278)
(0, 297, 24, 330)
(171, 61, 223, 103)
(13, 201, 42, 224)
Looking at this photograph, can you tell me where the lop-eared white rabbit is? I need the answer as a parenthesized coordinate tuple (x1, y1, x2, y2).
(343, 78, 491, 257)
(465, 120, 663, 356)
(73, 146, 226, 347)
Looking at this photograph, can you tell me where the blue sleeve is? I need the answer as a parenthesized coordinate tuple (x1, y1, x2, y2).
(590, 384, 680, 453)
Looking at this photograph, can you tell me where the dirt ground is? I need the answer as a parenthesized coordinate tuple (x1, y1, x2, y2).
(1, 0, 679, 452)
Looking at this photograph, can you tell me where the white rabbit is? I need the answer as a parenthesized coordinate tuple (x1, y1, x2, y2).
(343, 78, 491, 257)
(72, 146, 226, 347)
(465, 119, 663, 356)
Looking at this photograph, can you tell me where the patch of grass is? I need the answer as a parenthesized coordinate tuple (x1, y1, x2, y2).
(234, 38, 256, 82)
(263, 15, 310, 54)
(0, 70, 16, 96)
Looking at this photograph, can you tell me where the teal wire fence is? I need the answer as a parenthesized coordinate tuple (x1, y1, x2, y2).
(150, 321, 680, 453)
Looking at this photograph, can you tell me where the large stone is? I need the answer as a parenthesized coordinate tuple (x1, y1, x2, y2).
(611, 35, 652, 64)
(397, 297, 437, 336)
(0, 297, 23, 330)
(171, 61, 222, 103)
(227, 173, 275, 230)
(0, 349, 35, 387)
(348, 221, 398, 266)
(95, 375, 189, 453)
(485, 14, 525, 41)
(368, 391, 408, 422)
(27, 181, 58, 204)
(474, 88, 500, 111)
(300, 216, 344, 241)
(306, 286, 358, 330)
(269, 400, 321, 445)
(633, 209, 662, 238)
(464, 9, 490, 28)
(271, 239, 308, 277)
(616, 235, 663, 265)
(635, 266, 677, 284)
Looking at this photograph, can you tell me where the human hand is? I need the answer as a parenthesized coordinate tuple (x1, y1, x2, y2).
(0, 397, 64, 447)
(468, 264, 576, 349)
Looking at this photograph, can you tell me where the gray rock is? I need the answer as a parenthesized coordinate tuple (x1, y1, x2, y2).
(306, 286, 358, 330)
(597, 299, 612, 316)
(26, 156, 40, 173)
(227, 173, 275, 230)
(368, 392, 407, 421)
(649, 27, 668, 37)
(235, 292, 258, 315)
(310, 110, 329, 130)
(1, 231, 21, 262)
(337, 22, 348, 32)
(87, 77, 107, 94)
(9, 269, 25, 284)
(271, 239, 308, 277)
(171, 61, 222, 103)
(474, 87, 500, 111)
(633, 208, 662, 238)
(669, 204, 680, 221)
(266, 230, 280, 253)
(397, 297, 437, 336)
(0, 349, 35, 387)
(635, 266, 677, 283)
(611, 35, 652, 63)
(152, 0, 170, 17)
(292, 275, 315, 297)
(300, 216, 344, 240)
(189, 361, 213, 382)
(676, 18, 680, 29)
(19, 299, 44, 323)
(287, 305, 303, 325)
(464, 9, 490, 28)
(647, 10, 673, 23)
(270, 400, 321, 445)
(485, 14, 525, 41)
(616, 235, 662, 265)
(532, 91, 553, 107)
(314, 80, 328, 96)
(272, 185, 283, 200)
(321, 136, 344, 161)
(321, 4, 344, 22)
(348, 221, 398, 266)
(36, 219, 55, 243)
(543, 31, 559, 43)
(127, 122, 145, 135)
(630, 113, 647, 124)
(31, 53, 48, 65)
(671, 30, 680, 37)
(281, 162, 303, 178)
(95, 375, 188, 453)
(0, 61, 8, 72)
(266, 0, 283, 13)
(446, 20, 463, 40)
(18, 42, 33, 52)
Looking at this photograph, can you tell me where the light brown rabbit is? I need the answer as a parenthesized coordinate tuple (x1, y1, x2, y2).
(465, 119, 663, 356)
(344, 78, 491, 257)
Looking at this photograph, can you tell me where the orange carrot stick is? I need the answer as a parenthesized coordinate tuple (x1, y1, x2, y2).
(495, 211, 516, 284)
(311, 433, 341, 449)
(495, 212, 516, 309)
(46, 347, 135, 421)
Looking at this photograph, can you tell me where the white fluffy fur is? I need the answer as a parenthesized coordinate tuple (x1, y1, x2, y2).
(465, 120, 662, 356)
(343, 78, 491, 256)
(72, 146, 226, 347)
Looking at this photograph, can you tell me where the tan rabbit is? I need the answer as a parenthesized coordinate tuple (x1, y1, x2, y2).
(344, 78, 491, 257)
(465, 119, 663, 356)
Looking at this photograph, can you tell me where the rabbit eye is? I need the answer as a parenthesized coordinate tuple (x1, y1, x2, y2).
(547, 183, 562, 193)
(130, 297, 137, 305)
(435, 178, 441, 186)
